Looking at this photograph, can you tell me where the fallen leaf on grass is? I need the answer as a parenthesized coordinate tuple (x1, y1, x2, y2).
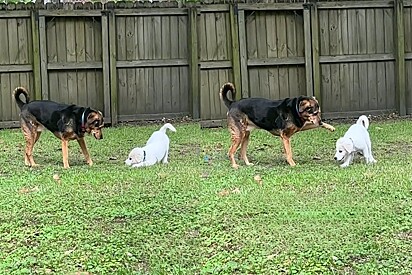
(200, 172, 209, 178)
(109, 156, 117, 160)
(19, 186, 40, 194)
(64, 249, 75, 255)
(312, 156, 321, 160)
(254, 175, 263, 185)
(218, 189, 230, 197)
(218, 188, 241, 197)
(363, 171, 374, 179)
(157, 172, 168, 179)
(53, 174, 61, 184)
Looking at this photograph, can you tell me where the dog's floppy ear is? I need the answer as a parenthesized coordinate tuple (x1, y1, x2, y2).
(341, 138, 354, 153)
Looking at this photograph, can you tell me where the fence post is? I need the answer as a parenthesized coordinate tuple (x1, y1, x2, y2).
(303, 3, 314, 97)
(310, 2, 321, 104)
(31, 11, 41, 100)
(189, 7, 200, 119)
(229, 3, 241, 100)
(38, 15, 49, 100)
(101, 10, 112, 124)
(237, 8, 249, 99)
(394, 0, 406, 116)
(108, 9, 118, 125)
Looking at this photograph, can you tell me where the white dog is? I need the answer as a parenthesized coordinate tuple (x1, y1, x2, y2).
(334, 115, 376, 168)
(125, 123, 176, 168)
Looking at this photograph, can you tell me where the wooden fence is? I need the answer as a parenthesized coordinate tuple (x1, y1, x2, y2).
(0, 0, 411, 128)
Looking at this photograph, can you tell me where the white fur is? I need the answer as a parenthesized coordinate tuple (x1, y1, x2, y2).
(125, 123, 176, 168)
(334, 115, 376, 168)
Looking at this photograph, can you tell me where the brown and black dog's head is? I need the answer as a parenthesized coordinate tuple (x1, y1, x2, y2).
(296, 96, 323, 126)
(83, 108, 104, 140)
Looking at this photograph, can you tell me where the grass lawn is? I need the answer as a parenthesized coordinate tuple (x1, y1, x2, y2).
(0, 118, 411, 274)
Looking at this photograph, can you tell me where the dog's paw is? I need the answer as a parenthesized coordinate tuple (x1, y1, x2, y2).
(368, 158, 377, 164)
(327, 126, 336, 132)
(232, 163, 240, 169)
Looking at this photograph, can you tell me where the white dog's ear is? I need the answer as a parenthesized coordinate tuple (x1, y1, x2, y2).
(342, 139, 354, 153)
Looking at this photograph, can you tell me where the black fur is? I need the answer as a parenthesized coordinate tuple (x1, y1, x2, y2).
(15, 88, 102, 138)
(220, 84, 314, 131)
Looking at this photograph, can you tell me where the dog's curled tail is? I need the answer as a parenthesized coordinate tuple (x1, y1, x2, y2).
(219, 82, 236, 108)
(13, 87, 30, 109)
(159, 123, 176, 133)
(356, 115, 370, 129)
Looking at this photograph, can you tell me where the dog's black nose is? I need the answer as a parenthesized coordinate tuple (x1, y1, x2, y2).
(334, 157, 337, 160)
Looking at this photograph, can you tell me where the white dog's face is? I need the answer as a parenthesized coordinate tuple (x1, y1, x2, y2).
(125, 148, 145, 166)
(334, 137, 354, 162)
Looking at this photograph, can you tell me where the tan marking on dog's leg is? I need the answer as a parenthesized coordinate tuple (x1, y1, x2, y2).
(240, 131, 253, 166)
(77, 138, 93, 166)
(21, 123, 37, 167)
(227, 119, 243, 169)
(229, 136, 242, 169)
(281, 135, 296, 166)
(61, 139, 70, 169)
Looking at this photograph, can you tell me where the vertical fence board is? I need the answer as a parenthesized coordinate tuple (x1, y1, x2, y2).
(189, 8, 199, 119)
(76, 19, 87, 106)
(303, 5, 313, 96)
(101, 12, 111, 121)
(39, 16, 48, 100)
(109, 10, 118, 125)
(395, 0, 406, 115)
(31, 11, 41, 100)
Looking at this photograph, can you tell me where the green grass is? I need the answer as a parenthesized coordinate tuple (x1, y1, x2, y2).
(0, 119, 412, 274)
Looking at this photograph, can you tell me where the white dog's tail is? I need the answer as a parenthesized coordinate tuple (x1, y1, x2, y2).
(356, 115, 370, 129)
(159, 123, 176, 133)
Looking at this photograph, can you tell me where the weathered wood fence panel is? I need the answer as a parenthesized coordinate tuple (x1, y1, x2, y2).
(0, 1, 411, 128)
(44, 16, 104, 111)
(114, 9, 190, 122)
(198, 6, 234, 119)
(317, 2, 397, 117)
(39, 13, 105, 120)
(0, 11, 34, 128)
(242, 8, 307, 100)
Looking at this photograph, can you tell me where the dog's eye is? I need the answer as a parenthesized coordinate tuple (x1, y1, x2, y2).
(129, 158, 132, 160)
(339, 150, 342, 153)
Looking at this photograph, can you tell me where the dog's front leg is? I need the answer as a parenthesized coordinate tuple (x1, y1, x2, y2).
(320, 122, 335, 132)
(240, 131, 253, 166)
(61, 139, 70, 169)
(77, 138, 93, 166)
(281, 134, 296, 166)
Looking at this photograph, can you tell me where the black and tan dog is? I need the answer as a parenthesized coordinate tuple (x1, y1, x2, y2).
(13, 87, 104, 168)
(220, 82, 335, 169)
